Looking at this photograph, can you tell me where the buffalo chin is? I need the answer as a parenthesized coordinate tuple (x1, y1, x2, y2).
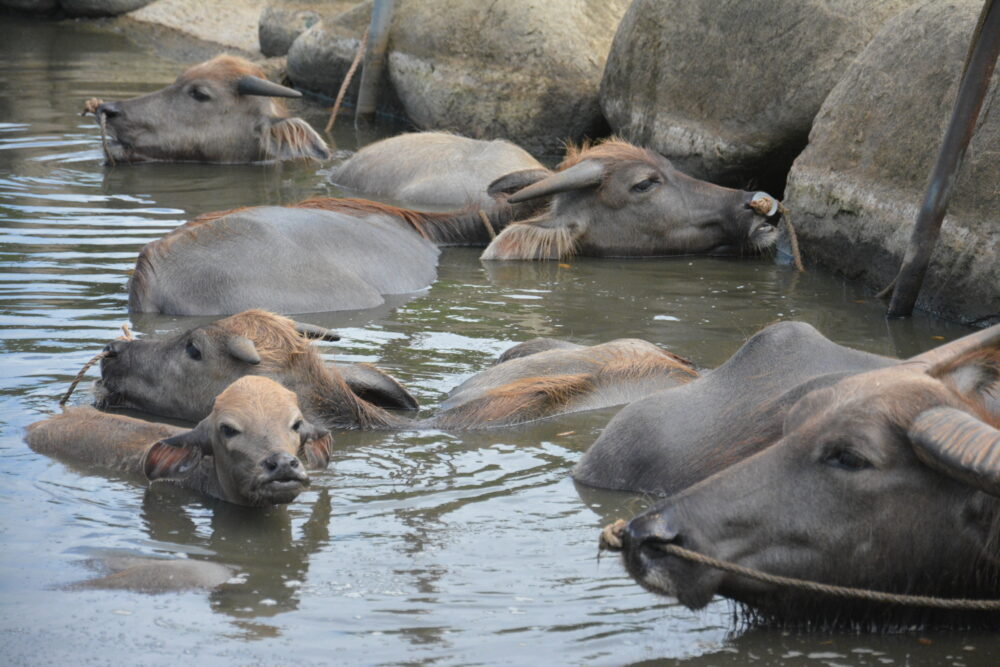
(246, 478, 307, 506)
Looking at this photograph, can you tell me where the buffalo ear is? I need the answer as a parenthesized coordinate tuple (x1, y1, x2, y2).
(264, 117, 331, 162)
(487, 169, 552, 200)
(294, 321, 340, 342)
(506, 159, 605, 204)
(225, 335, 261, 365)
(143, 423, 213, 482)
(339, 363, 419, 410)
(297, 419, 332, 470)
(909, 407, 1000, 497)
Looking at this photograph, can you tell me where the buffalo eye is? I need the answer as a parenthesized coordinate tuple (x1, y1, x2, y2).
(291, 419, 302, 432)
(188, 87, 211, 102)
(823, 448, 871, 471)
(631, 177, 660, 193)
(185, 340, 202, 361)
(220, 423, 240, 438)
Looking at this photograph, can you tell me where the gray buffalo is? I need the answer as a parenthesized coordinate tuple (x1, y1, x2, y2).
(330, 131, 549, 210)
(580, 321, 1000, 622)
(95, 310, 696, 431)
(481, 139, 781, 261)
(128, 198, 516, 316)
(92, 54, 330, 164)
(28, 375, 332, 507)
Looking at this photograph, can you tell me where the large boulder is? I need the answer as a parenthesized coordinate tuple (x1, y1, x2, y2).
(259, 1, 358, 57)
(785, 0, 1000, 327)
(1, 0, 151, 13)
(600, 0, 917, 187)
(0, 0, 58, 11)
(286, 3, 407, 117)
(60, 0, 152, 16)
(287, 0, 629, 152)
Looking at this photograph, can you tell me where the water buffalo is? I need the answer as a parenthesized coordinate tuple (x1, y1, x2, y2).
(581, 321, 1000, 622)
(95, 310, 696, 430)
(330, 131, 548, 210)
(28, 375, 333, 507)
(434, 337, 697, 429)
(92, 54, 330, 164)
(128, 198, 516, 316)
(481, 139, 781, 260)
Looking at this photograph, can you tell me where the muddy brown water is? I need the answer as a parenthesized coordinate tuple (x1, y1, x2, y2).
(1, 14, 997, 666)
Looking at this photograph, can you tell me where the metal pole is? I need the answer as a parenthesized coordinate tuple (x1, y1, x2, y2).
(355, 0, 395, 122)
(887, 0, 1000, 318)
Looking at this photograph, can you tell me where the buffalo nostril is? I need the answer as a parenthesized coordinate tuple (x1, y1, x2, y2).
(263, 457, 278, 472)
(102, 343, 117, 357)
(289, 458, 299, 469)
(623, 511, 680, 554)
(96, 102, 121, 120)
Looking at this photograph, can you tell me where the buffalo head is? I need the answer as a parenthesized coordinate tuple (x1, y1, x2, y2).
(618, 324, 1000, 621)
(143, 376, 331, 506)
(96, 310, 339, 423)
(93, 55, 330, 164)
(480, 140, 780, 260)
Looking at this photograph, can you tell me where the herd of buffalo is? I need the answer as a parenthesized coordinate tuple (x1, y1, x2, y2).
(26, 54, 1000, 626)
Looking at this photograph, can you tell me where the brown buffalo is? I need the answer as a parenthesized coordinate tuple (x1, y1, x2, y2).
(95, 310, 696, 430)
(28, 375, 332, 507)
(92, 55, 329, 164)
(481, 139, 781, 260)
(590, 322, 1000, 624)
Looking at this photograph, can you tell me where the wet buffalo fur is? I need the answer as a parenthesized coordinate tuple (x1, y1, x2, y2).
(217, 310, 408, 430)
(433, 346, 696, 429)
(129, 198, 516, 308)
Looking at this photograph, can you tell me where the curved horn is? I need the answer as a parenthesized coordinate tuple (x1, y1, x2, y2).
(236, 75, 303, 99)
(507, 159, 605, 204)
(293, 322, 341, 342)
(909, 406, 1000, 496)
(908, 323, 1000, 375)
(225, 335, 261, 365)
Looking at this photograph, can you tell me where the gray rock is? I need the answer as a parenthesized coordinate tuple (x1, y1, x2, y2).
(600, 0, 917, 185)
(0, 0, 58, 11)
(61, 0, 153, 16)
(287, 0, 628, 152)
(785, 0, 1000, 327)
(259, 1, 358, 57)
(286, 2, 408, 117)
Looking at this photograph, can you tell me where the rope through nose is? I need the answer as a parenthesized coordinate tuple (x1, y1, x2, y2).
(598, 519, 1000, 610)
(58, 324, 133, 409)
(81, 97, 116, 167)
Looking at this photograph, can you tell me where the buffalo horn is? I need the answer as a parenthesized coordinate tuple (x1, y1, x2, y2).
(909, 406, 1000, 496)
(225, 335, 262, 365)
(236, 75, 303, 99)
(908, 323, 1000, 375)
(293, 322, 341, 342)
(507, 159, 605, 204)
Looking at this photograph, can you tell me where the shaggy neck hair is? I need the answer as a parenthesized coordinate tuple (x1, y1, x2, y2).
(215, 310, 411, 430)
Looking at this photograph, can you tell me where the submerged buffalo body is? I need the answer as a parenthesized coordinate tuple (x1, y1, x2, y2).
(93, 55, 329, 164)
(95, 310, 695, 431)
(481, 140, 782, 261)
(580, 322, 1000, 622)
(28, 376, 332, 507)
(128, 198, 514, 316)
(330, 131, 548, 210)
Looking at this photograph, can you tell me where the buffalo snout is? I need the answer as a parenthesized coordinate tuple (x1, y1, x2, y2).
(96, 101, 123, 121)
(622, 510, 680, 559)
(261, 452, 306, 482)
